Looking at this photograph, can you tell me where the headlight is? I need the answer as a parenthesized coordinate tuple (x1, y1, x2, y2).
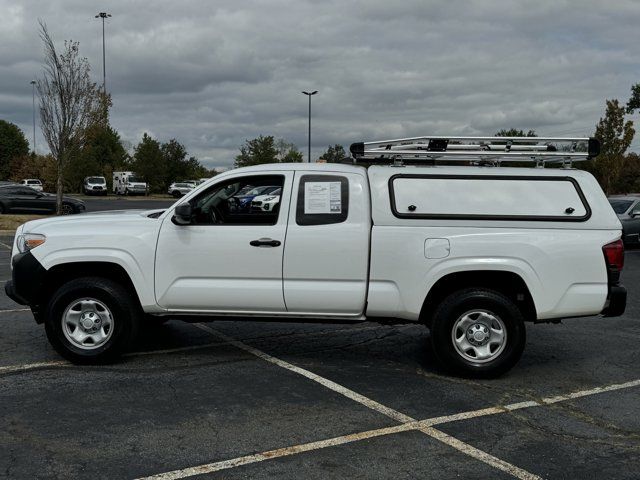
(16, 234, 46, 253)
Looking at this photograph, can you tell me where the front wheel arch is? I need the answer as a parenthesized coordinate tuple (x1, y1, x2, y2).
(37, 262, 143, 320)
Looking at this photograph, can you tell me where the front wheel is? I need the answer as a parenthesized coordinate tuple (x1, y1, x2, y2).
(61, 203, 74, 215)
(44, 277, 141, 364)
(429, 288, 525, 378)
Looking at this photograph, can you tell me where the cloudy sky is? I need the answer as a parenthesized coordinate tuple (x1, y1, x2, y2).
(1, 0, 639, 169)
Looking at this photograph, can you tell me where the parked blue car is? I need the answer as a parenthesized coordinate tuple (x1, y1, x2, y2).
(230, 185, 281, 212)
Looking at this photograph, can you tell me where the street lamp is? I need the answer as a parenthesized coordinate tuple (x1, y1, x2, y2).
(30, 80, 36, 154)
(302, 90, 318, 163)
(95, 12, 111, 93)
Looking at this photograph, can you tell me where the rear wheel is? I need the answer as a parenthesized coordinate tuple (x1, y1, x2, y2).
(172, 190, 181, 198)
(429, 288, 525, 378)
(44, 277, 141, 364)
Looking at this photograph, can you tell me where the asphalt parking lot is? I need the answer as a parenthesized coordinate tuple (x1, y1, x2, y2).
(0, 235, 638, 480)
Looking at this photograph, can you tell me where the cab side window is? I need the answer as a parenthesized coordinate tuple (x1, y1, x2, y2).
(296, 175, 349, 226)
(188, 175, 284, 225)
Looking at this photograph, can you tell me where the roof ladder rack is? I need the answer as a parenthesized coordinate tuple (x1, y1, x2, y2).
(349, 136, 600, 167)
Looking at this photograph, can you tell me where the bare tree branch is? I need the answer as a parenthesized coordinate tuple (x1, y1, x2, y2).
(36, 20, 102, 214)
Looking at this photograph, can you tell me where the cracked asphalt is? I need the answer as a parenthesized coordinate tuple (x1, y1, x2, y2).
(0, 234, 639, 479)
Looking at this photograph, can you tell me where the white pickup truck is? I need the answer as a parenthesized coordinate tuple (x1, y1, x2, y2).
(5, 136, 626, 377)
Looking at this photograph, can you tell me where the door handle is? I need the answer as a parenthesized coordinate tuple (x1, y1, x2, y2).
(250, 238, 281, 247)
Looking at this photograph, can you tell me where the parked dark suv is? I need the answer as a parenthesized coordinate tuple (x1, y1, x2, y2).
(0, 186, 85, 215)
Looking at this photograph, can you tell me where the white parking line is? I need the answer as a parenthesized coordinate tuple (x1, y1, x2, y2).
(136, 369, 640, 480)
(0, 241, 12, 250)
(2, 318, 639, 479)
(0, 324, 395, 375)
(189, 323, 541, 480)
(138, 423, 417, 480)
(0, 308, 30, 314)
(0, 360, 69, 374)
(194, 323, 414, 423)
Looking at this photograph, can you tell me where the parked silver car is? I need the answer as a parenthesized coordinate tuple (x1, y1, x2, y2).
(609, 195, 640, 246)
(168, 182, 195, 198)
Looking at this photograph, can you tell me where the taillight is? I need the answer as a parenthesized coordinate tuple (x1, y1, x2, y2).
(602, 239, 624, 271)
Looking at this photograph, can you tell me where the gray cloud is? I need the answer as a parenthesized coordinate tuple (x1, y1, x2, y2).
(1, 0, 639, 168)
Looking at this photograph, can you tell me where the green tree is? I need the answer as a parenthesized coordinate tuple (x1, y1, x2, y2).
(626, 83, 640, 114)
(494, 129, 537, 137)
(10, 153, 57, 191)
(235, 135, 278, 167)
(62, 124, 129, 191)
(161, 138, 188, 189)
(132, 133, 164, 192)
(275, 138, 303, 163)
(590, 99, 635, 195)
(320, 144, 346, 163)
(0, 120, 30, 180)
(184, 156, 212, 179)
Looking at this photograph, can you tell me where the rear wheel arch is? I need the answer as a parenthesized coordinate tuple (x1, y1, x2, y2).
(420, 270, 536, 327)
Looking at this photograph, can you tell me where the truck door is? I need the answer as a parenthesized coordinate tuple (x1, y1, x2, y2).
(283, 171, 370, 315)
(155, 171, 293, 313)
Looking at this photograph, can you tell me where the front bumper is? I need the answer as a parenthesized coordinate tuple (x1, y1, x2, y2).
(5, 251, 47, 316)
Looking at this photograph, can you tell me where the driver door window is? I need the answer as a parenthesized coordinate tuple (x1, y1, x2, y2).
(189, 175, 285, 226)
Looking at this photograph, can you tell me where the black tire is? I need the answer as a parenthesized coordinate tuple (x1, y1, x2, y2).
(429, 288, 526, 378)
(44, 277, 141, 364)
(0, 203, 4, 214)
(61, 203, 74, 215)
(172, 190, 181, 198)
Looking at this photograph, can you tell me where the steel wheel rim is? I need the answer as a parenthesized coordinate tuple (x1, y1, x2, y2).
(62, 298, 114, 350)
(451, 309, 507, 364)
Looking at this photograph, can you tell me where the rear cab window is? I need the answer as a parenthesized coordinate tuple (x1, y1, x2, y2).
(295, 174, 349, 225)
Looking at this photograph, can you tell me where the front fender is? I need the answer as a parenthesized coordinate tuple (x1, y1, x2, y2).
(33, 248, 158, 310)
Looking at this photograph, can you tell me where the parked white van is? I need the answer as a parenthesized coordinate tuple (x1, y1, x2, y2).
(112, 171, 148, 196)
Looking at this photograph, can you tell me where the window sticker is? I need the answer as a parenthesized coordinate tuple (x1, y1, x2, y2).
(304, 182, 342, 214)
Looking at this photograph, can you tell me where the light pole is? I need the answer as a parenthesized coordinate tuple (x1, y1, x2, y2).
(30, 80, 36, 154)
(95, 12, 111, 93)
(302, 90, 317, 162)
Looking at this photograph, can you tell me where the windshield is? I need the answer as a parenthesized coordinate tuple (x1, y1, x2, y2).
(88, 177, 105, 184)
(27, 180, 41, 185)
(128, 176, 144, 183)
(609, 199, 634, 214)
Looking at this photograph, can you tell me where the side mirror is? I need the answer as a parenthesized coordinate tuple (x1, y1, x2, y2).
(631, 211, 640, 218)
(173, 203, 192, 225)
